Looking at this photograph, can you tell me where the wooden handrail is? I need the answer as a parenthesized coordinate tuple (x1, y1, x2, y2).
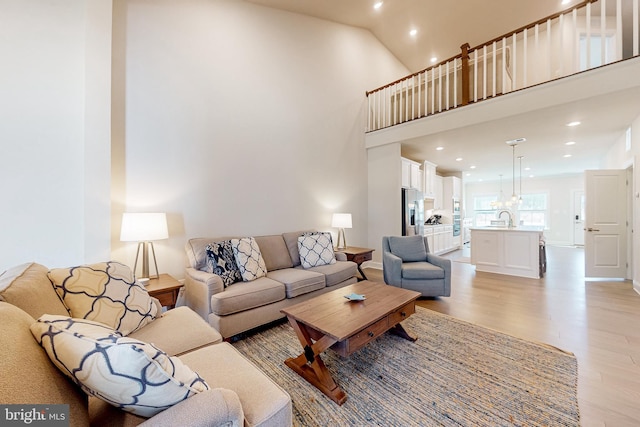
(366, 0, 598, 96)
(467, 0, 597, 52)
(365, 53, 463, 96)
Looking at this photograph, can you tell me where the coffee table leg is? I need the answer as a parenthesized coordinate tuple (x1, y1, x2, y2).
(389, 322, 418, 342)
(284, 316, 347, 405)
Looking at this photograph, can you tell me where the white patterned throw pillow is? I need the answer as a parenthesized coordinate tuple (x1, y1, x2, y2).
(230, 237, 267, 281)
(298, 232, 337, 268)
(48, 261, 158, 336)
(30, 315, 210, 418)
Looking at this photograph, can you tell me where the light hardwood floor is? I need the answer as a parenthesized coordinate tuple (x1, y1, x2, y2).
(363, 245, 640, 427)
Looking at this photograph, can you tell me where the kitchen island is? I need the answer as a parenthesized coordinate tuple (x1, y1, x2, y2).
(470, 226, 544, 279)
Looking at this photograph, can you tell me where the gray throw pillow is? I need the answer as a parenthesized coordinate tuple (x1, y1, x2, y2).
(388, 235, 427, 262)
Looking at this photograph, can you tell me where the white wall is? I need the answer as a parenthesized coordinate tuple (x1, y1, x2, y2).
(464, 174, 584, 246)
(111, 0, 408, 278)
(367, 143, 402, 265)
(0, 0, 112, 271)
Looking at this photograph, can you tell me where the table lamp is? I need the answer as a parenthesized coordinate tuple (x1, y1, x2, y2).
(120, 212, 168, 280)
(332, 213, 352, 249)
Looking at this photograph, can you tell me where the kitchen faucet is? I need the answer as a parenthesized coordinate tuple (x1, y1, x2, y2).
(497, 209, 514, 228)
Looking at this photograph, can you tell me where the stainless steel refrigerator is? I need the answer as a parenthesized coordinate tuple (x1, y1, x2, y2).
(402, 188, 424, 236)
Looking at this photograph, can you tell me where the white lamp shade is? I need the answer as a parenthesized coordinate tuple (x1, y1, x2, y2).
(120, 213, 169, 242)
(331, 213, 352, 229)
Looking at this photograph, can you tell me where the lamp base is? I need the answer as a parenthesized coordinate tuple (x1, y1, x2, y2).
(336, 228, 347, 250)
(133, 241, 160, 280)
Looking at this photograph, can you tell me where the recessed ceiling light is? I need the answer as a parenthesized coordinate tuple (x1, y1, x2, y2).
(436, 146, 444, 151)
(525, 167, 531, 171)
(565, 141, 576, 145)
(430, 57, 437, 63)
(529, 175, 535, 178)
(466, 173, 472, 177)
(409, 29, 418, 37)
(455, 157, 463, 162)
(566, 121, 581, 127)
(373, 1, 383, 10)
(563, 154, 572, 158)
(562, 0, 571, 5)
(470, 165, 476, 169)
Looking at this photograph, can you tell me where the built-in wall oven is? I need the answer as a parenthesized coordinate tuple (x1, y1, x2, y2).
(452, 199, 461, 236)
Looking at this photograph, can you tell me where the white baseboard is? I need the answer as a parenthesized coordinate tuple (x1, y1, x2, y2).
(634, 280, 640, 295)
(362, 261, 382, 270)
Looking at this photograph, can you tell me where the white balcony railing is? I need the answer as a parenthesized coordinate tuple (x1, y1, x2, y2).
(366, 0, 640, 132)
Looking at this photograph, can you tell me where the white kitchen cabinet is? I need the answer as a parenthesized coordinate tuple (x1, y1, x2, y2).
(401, 157, 422, 190)
(442, 176, 461, 210)
(434, 175, 443, 210)
(470, 227, 543, 278)
(423, 161, 437, 198)
(425, 225, 457, 255)
(401, 158, 411, 188)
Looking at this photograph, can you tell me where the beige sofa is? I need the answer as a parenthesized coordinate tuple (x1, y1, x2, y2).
(0, 262, 292, 427)
(184, 231, 358, 338)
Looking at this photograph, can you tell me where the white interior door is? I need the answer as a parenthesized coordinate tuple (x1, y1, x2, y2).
(573, 190, 585, 246)
(584, 170, 627, 278)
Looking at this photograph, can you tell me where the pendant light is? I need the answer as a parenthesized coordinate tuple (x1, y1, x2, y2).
(518, 155, 524, 205)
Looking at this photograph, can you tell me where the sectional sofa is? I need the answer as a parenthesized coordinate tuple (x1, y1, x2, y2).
(0, 262, 292, 427)
(184, 230, 358, 338)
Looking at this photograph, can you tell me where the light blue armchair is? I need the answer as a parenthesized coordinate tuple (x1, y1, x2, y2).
(382, 235, 451, 297)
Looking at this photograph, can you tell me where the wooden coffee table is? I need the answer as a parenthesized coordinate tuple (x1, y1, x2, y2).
(280, 281, 420, 405)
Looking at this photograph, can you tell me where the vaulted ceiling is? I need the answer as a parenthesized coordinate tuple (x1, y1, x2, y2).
(245, 0, 640, 182)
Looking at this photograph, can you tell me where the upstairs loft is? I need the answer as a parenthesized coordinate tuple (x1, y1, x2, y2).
(365, 0, 640, 134)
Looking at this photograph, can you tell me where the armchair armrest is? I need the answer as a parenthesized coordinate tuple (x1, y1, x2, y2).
(426, 253, 452, 295)
(425, 253, 451, 271)
(382, 251, 403, 286)
(183, 267, 225, 321)
(141, 388, 243, 427)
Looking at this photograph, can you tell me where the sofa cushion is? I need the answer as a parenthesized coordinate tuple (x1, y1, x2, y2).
(253, 235, 294, 271)
(0, 302, 90, 427)
(30, 315, 210, 418)
(128, 306, 222, 357)
(48, 261, 158, 336)
(205, 241, 242, 287)
(0, 262, 70, 319)
(267, 268, 325, 298)
(179, 342, 292, 427)
(388, 235, 427, 262)
(402, 261, 446, 280)
(282, 230, 315, 267)
(210, 277, 285, 316)
(231, 237, 267, 282)
(298, 232, 337, 268)
(301, 260, 357, 287)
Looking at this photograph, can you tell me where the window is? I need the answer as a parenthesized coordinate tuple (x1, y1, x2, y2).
(473, 194, 498, 226)
(516, 193, 548, 227)
(473, 193, 548, 228)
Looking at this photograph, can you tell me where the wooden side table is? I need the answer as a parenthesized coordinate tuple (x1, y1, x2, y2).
(145, 274, 183, 309)
(335, 246, 374, 281)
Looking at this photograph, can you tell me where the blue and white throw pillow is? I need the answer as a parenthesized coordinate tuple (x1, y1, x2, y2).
(30, 315, 210, 418)
(47, 261, 158, 336)
(298, 232, 337, 268)
(230, 237, 267, 281)
(205, 241, 242, 287)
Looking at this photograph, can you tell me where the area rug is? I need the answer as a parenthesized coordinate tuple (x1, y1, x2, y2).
(232, 307, 579, 426)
